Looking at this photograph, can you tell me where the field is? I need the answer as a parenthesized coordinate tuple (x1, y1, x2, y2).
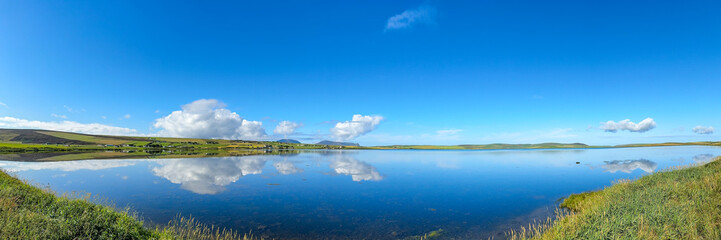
(510, 157, 721, 239)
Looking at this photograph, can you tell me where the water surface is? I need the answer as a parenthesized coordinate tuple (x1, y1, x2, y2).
(1, 146, 719, 239)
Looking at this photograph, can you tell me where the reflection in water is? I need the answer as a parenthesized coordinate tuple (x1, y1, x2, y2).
(693, 154, 716, 163)
(0, 160, 138, 172)
(273, 161, 302, 175)
(151, 157, 267, 195)
(329, 155, 383, 182)
(601, 159, 658, 173)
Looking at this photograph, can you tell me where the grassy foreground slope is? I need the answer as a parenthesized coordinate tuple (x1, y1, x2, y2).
(0, 169, 160, 239)
(512, 157, 721, 239)
(0, 170, 260, 240)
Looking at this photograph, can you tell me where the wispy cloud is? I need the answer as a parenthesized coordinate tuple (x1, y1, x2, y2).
(0, 116, 140, 136)
(479, 128, 578, 143)
(124, 114, 131, 119)
(600, 118, 656, 133)
(436, 129, 462, 135)
(692, 126, 714, 134)
(50, 113, 67, 119)
(0, 102, 7, 108)
(385, 4, 437, 31)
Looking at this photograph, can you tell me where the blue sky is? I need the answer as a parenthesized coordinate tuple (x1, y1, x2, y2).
(0, 0, 719, 145)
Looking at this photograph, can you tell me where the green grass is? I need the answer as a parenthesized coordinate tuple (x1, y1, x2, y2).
(0, 170, 262, 239)
(40, 131, 131, 145)
(510, 157, 721, 239)
(0, 169, 160, 239)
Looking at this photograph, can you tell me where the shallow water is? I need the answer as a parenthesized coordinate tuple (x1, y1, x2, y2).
(1, 146, 719, 239)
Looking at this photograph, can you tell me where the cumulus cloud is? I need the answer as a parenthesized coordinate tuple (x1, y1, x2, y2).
(330, 114, 384, 141)
(600, 118, 656, 133)
(0, 116, 140, 136)
(151, 157, 267, 194)
(601, 159, 658, 173)
(385, 4, 436, 31)
(153, 99, 267, 139)
(692, 126, 714, 134)
(329, 155, 383, 182)
(273, 161, 303, 175)
(273, 121, 301, 136)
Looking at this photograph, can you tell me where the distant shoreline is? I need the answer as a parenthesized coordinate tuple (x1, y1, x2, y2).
(1, 128, 719, 161)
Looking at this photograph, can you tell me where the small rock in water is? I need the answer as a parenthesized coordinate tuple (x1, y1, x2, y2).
(575, 162, 580, 164)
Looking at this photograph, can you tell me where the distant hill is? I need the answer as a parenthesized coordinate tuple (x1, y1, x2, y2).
(316, 140, 360, 147)
(277, 139, 301, 144)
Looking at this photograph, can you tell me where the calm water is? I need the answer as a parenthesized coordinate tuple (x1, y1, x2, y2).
(1, 146, 720, 239)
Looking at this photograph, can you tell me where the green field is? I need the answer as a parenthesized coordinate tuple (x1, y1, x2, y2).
(510, 157, 721, 239)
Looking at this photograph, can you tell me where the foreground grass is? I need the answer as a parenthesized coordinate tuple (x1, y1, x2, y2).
(510, 157, 721, 239)
(0, 170, 260, 240)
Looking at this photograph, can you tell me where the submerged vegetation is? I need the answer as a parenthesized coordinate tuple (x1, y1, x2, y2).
(0, 169, 260, 240)
(510, 157, 721, 239)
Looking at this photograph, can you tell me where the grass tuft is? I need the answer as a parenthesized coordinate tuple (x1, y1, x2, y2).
(509, 157, 721, 239)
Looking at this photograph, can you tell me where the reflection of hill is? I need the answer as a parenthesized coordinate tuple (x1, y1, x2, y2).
(151, 157, 267, 195)
(601, 159, 658, 173)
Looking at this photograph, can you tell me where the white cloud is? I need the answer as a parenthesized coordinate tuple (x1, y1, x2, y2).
(385, 4, 436, 31)
(329, 155, 383, 182)
(692, 126, 714, 134)
(101, 116, 107, 119)
(600, 118, 656, 133)
(0, 116, 140, 136)
(153, 99, 267, 140)
(273, 161, 302, 175)
(273, 121, 301, 136)
(436, 129, 462, 135)
(330, 114, 384, 141)
(124, 114, 131, 119)
(0, 102, 7, 108)
(601, 159, 657, 173)
(51, 113, 67, 119)
(151, 157, 267, 195)
(0, 159, 139, 172)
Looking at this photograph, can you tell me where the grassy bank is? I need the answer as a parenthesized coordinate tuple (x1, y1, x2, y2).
(0, 170, 259, 240)
(511, 157, 721, 239)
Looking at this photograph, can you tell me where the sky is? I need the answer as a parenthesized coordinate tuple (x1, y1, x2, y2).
(0, 0, 720, 145)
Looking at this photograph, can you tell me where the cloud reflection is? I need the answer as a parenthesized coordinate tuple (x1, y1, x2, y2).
(329, 155, 383, 182)
(693, 154, 716, 163)
(151, 157, 267, 195)
(273, 161, 302, 175)
(601, 159, 658, 173)
(0, 160, 138, 172)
